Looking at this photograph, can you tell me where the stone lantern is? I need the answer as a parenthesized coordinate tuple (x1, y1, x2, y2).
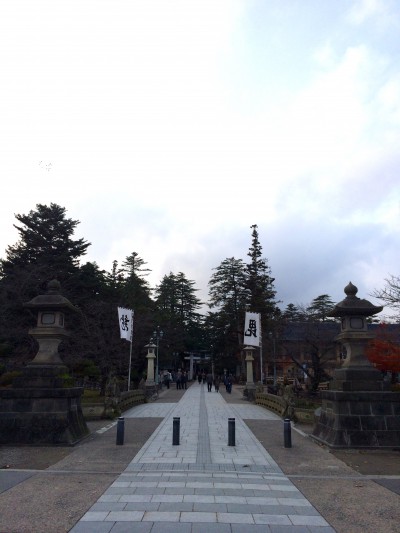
(145, 342, 157, 397)
(145, 342, 156, 385)
(312, 281, 400, 448)
(328, 281, 385, 391)
(23, 278, 77, 369)
(244, 345, 256, 401)
(0, 280, 89, 445)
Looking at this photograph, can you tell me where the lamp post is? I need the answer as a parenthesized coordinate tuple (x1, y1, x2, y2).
(269, 332, 277, 387)
(152, 326, 164, 386)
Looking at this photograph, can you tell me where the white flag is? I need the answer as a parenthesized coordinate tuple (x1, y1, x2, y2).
(118, 307, 134, 341)
(243, 312, 261, 346)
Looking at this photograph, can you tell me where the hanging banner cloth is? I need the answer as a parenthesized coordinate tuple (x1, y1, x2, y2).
(118, 307, 134, 341)
(243, 312, 261, 346)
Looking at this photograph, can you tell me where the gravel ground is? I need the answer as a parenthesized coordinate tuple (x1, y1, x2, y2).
(0, 418, 161, 533)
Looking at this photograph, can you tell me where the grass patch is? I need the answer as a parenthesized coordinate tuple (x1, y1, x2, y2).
(81, 389, 103, 404)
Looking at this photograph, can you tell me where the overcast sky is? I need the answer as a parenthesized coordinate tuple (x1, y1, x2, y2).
(1, 0, 399, 317)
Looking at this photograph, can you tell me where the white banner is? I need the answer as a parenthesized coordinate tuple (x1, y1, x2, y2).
(118, 307, 134, 341)
(243, 312, 261, 346)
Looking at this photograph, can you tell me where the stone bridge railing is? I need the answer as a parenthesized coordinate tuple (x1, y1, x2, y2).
(255, 391, 317, 423)
(82, 389, 146, 420)
(255, 392, 287, 417)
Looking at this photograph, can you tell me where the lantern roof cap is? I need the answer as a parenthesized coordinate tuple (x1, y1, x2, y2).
(328, 281, 383, 317)
(24, 279, 77, 311)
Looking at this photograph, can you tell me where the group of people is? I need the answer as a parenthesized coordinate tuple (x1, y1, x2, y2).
(161, 369, 188, 390)
(196, 371, 233, 393)
(175, 369, 188, 390)
(161, 369, 234, 393)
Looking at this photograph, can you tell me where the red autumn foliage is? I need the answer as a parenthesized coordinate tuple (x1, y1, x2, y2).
(366, 323, 400, 380)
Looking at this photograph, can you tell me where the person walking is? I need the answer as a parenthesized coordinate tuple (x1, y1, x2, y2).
(176, 370, 182, 390)
(214, 375, 220, 392)
(166, 371, 172, 389)
(182, 371, 188, 390)
(226, 374, 233, 394)
(206, 372, 213, 392)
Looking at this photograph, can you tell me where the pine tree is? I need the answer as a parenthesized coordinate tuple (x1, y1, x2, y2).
(121, 252, 152, 311)
(208, 257, 248, 371)
(283, 303, 304, 322)
(0, 203, 91, 360)
(154, 272, 203, 368)
(1, 203, 90, 284)
(246, 224, 277, 317)
(306, 295, 335, 321)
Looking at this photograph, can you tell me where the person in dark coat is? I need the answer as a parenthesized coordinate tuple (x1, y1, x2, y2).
(182, 371, 188, 389)
(206, 372, 213, 392)
(176, 370, 182, 390)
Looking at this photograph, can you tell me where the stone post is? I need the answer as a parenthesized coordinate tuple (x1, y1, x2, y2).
(145, 343, 157, 397)
(244, 346, 256, 401)
(189, 353, 194, 381)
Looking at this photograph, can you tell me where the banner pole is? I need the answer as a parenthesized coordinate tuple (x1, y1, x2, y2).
(127, 311, 133, 391)
(127, 341, 132, 391)
(259, 322, 263, 384)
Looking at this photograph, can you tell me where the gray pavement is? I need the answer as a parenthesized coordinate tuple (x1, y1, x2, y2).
(70, 383, 334, 532)
(1, 383, 400, 533)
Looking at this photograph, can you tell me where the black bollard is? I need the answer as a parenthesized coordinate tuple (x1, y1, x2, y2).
(116, 417, 125, 445)
(173, 417, 180, 445)
(228, 417, 235, 446)
(284, 418, 292, 448)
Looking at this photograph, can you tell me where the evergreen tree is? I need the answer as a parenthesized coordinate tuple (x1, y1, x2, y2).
(283, 303, 304, 322)
(155, 272, 202, 325)
(245, 224, 278, 380)
(121, 252, 152, 311)
(1, 203, 90, 284)
(154, 272, 203, 368)
(122, 252, 151, 279)
(208, 257, 248, 371)
(246, 224, 277, 317)
(0, 203, 90, 361)
(306, 295, 335, 321)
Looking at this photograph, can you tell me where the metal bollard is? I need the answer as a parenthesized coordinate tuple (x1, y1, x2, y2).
(173, 417, 180, 445)
(228, 417, 235, 446)
(116, 417, 125, 445)
(284, 418, 292, 448)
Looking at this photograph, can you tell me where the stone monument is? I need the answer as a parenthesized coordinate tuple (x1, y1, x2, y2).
(0, 280, 89, 445)
(312, 282, 400, 448)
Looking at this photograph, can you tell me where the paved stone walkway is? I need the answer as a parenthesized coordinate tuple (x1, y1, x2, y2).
(70, 383, 336, 532)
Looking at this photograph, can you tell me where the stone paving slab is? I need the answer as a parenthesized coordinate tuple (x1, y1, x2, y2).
(70, 384, 334, 532)
(0, 470, 34, 494)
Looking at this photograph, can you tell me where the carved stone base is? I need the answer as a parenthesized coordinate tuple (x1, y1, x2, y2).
(244, 384, 256, 401)
(312, 389, 400, 448)
(0, 365, 89, 446)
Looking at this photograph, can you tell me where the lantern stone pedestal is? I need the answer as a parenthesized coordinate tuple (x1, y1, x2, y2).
(144, 342, 157, 398)
(312, 282, 400, 449)
(243, 346, 256, 401)
(0, 281, 89, 446)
